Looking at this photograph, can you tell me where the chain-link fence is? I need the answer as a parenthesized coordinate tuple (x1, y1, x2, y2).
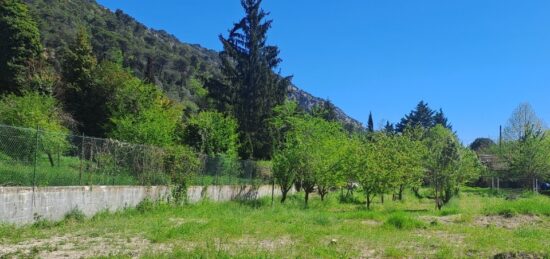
(0, 124, 272, 187)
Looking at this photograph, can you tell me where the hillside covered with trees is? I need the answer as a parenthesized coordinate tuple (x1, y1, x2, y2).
(20, 0, 363, 131)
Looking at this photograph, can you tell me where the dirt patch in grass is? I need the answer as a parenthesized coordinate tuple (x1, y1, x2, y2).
(419, 215, 461, 225)
(0, 233, 171, 258)
(494, 251, 546, 259)
(474, 215, 542, 229)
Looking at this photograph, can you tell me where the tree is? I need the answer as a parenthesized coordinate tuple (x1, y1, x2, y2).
(383, 121, 395, 135)
(312, 99, 337, 122)
(346, 133, 393, 209)
(103, 63, 183, 147)
(434, 109, 452, 130)
(424, 125, 463, 210)
(62, 28, 105, 136)
(393, 128, 427, 200)
(0, 0, 43, 94)
(503, 103, 546, 141)
(397, 101, 453, 133)
(469, 138, 495, 152)
(367, 112, 374, 132)
(272, 137, 302, 203)
(219, 0, 291, 159)
(396, 101, 435, 132)
(182, 111, 239, 157)
(499, 103, 550, 189)
(0, 92, 69, 165)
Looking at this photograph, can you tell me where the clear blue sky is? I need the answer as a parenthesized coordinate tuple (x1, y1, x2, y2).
(97, 0, 550, 145)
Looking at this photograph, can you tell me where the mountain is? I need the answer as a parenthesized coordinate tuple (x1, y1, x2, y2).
(23, 0, 363, 130)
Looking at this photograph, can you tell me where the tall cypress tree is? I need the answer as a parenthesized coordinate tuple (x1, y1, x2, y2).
(0, 0, 43, 94)
(219, 0, 291, 159)
(367, 112, 374, 132)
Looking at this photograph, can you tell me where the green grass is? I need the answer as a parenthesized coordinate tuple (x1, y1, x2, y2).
(1, 188, 550, 258)
(0, 152, 267, 187)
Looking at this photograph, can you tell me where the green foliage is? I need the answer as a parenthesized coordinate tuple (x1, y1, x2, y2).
(0, 0, 43, 94)
(219, 0, 291, 159)
(24, 0, 218, 105)
(496, 104, 550, 187)
(396, 101, 451, 132)
(484, 195, 550, 216)
(0, 92, 69, 162)
(272, 106, 347, 204)
(182, 111, 239, 157)
(63, 208, 86, 222)
(91, 62, 183, 147)
(470, 138, 496, 152)
(164, 145, 200, 186)
(424, 125, 483, 209)
(108, 96, 183, 147)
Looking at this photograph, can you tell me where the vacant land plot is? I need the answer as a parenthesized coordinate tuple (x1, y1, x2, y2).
(1, 188, 549, 258)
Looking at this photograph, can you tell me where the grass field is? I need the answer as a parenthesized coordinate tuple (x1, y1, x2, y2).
(1, 188, 550, 258)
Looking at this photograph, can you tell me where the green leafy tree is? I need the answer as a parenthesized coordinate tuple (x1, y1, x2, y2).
(345, 133, 392, 209)
(499, 103, 550, 189)
(312, 99, 338, 122)
(393, 128, 427, 200)
(272, 140, 302, 203)
(182, 111, 239, 157)
(424, 125, 462, 210)
(219, 0, 291, 159)
(0, 0, 43, 94)
(106, 77, 183, 147)
(0, 92, 69, 165)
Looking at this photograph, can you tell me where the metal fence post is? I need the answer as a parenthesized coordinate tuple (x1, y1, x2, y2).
(32, 126, 39, 190)
(79, 134, 84, 186)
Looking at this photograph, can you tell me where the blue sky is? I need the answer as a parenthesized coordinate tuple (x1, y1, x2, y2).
(97, 0, 550, 145)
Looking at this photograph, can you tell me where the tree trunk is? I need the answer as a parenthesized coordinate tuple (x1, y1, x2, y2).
(305, 191, 310, 207)
(412, 187, 421, 198)
(380, 193, 384, 204)
(318, 187, 328, 201)
(366, 193, 372, 209)
(398, 185, 404, 200)
(47, 152, 55, 167)
(280, 191, 288, 203)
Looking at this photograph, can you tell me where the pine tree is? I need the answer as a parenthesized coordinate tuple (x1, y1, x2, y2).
(367, 112, 374, 132)
(384, 121, 395, 135)
(219, 0, 291, 159)
(0, 0, 43, 94)
(396, 101, 435, 132)
(434, 108, 452, 130)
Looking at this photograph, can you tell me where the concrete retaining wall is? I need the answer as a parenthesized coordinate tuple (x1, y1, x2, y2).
(0, 184, 286, 224)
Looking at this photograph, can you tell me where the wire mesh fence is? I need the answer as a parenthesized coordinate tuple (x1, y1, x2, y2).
(0, 124, 272, 187)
